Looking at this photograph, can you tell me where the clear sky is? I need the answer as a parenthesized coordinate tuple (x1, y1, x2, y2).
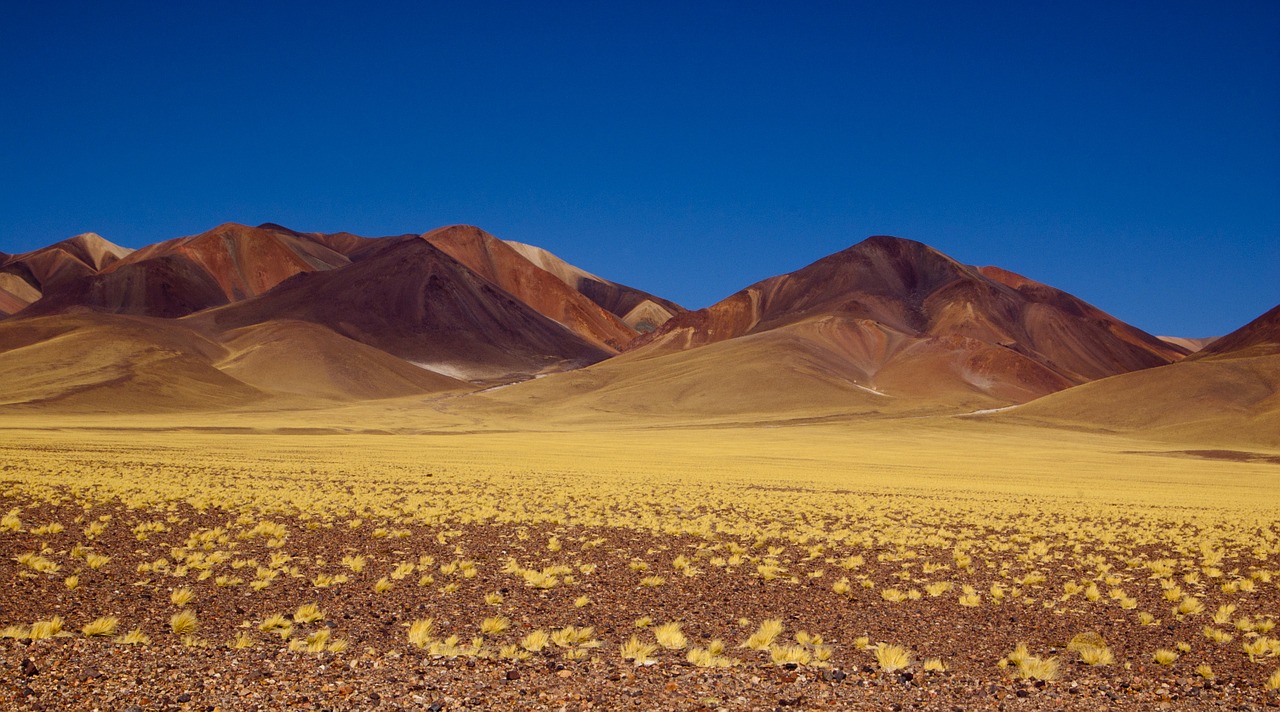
(2, 1, 1276, 337)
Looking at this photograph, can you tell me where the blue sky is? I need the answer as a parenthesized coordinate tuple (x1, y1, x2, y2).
(2, 1, 1276, 337)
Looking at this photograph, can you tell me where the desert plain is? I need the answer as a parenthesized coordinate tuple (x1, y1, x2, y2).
(1, 404, 1278, 711)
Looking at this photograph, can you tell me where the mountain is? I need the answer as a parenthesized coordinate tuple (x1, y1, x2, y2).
(1158, 336, 1218, 353)
(2, 226, 1226, 420)
(0, 233, 132, 317)
(1193, 304, 1280, 359)
(502, 241, 684, 332)
(1011, 304, 1280, 446)
(421, 225, 637, 352)
(188, 235, 613, 381)
(22, 223, 353, 319)
(470, 236, 1186, 420)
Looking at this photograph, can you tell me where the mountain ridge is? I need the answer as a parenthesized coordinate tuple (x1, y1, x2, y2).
(0, 224, 1270, 439)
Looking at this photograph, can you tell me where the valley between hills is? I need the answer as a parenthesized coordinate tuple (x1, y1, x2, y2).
(0, 223, 1277, 709)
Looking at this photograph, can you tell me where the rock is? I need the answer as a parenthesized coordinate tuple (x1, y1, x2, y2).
(506, 670, 521, 681)
(21, 659, 38, 676)
(557, 669, 573, 678)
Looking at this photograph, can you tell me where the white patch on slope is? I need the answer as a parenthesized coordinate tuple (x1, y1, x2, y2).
(959, 405, 1020, 416)
(411, 361, 480, 381)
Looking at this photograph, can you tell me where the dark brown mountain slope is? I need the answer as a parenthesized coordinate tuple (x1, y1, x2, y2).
(502, 240, 684, 332)
(635, 236, 1182, 393)
(0, 233, 132, 316)
(189, 235, 612, 381)
(1193, 304, 1280, 358)
(25, 223, 350, 318)
(422, 225, 637, 351)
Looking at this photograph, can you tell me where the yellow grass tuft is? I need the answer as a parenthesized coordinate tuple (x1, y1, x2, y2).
(873, 643, 911, 673)
(116, 627, 150, 645)
(520, 629, 550, 653)
(29, 616, 65, 640)
(293, 603, 324, 624)
(1153, 648, 1179, 665)
(85, 553, 110, 570)
(480, 617, 510, 636)
(169, 610, 197, 635)
(407, 618, 434, 648)
(81, 616, 119, 637)
(771, 644, 813, 666)
(259, 614, 291, 632)
(1266, 668, 1280, 691)
(1078, 644, 1114, 666)
(621, 635, 659, 666)
(654, 622, 688, 650)
(169, 587, 194, 606)
(741, 619, 783, 651)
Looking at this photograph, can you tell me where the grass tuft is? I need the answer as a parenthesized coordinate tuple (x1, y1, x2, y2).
(81, 616, 119, 637)
(169, 610, 198, 635)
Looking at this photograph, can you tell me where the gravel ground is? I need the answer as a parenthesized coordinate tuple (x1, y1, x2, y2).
(2, 499, 1279, 711)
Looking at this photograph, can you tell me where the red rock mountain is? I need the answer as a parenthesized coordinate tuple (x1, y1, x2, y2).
(189, 235, 612, 381)
(0, 233, 132, 317)
(629, 235, 1185, 405)
(502, 241, 684, 333)
(1193, 304, 1280, 358)
(24, 223, 354, 318)
(0, 225, 1217, 415)
(421, 225, 637, 352)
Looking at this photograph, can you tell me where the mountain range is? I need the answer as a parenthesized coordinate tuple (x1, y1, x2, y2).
(1, 222, 1275, 445)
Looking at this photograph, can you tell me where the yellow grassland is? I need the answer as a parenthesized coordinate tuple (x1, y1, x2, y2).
(1, 411, 1278, 684)
(0, 416, 1275, 545)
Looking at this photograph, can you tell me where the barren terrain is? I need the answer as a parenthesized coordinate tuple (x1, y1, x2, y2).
(1, 416, 1277, 710)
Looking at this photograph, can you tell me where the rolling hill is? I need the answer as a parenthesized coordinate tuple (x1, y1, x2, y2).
(1010, 304, 1280, 446)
